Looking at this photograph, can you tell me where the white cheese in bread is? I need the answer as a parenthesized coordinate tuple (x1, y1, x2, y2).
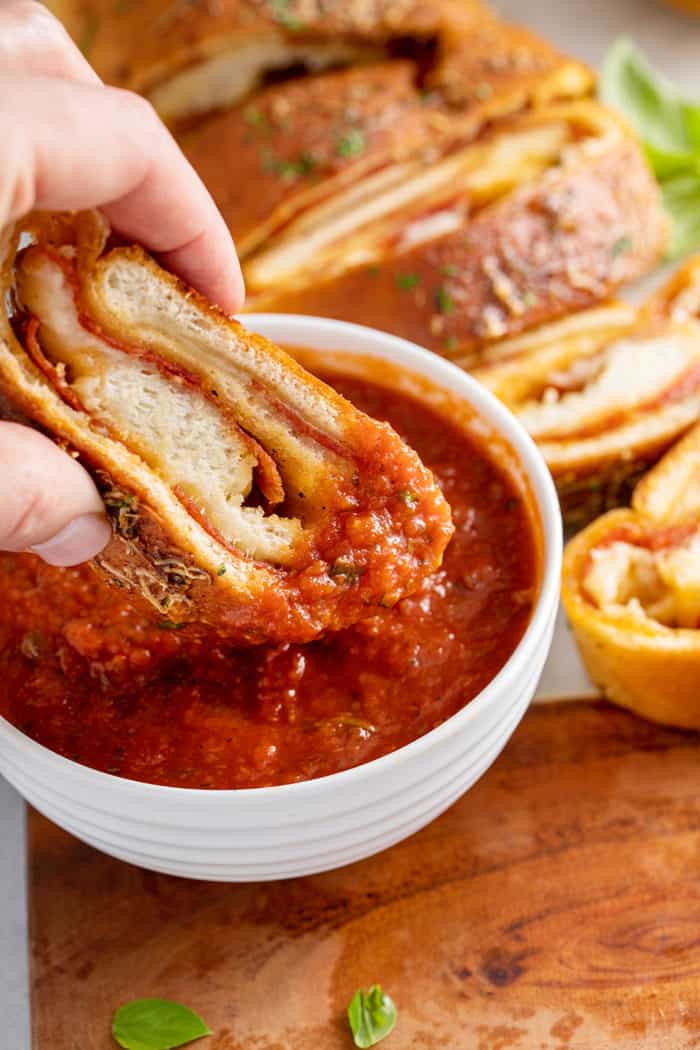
(149, 38, 374, 124)
(517, 333, 699, 441)
(584, 531, 700, 629)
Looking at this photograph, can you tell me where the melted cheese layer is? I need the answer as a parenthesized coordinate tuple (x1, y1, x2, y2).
(584, 532, 700, 629)
(518, 333, 699, 441)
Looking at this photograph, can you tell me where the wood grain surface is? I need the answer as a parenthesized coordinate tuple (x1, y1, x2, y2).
(28, 701, 700, 1050)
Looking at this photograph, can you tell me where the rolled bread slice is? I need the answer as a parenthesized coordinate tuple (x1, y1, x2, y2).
(179, 17, 592, 256)
(476, 256, 700, 527)
(244, 102, 668, 357)
(0, 211, 453, 643)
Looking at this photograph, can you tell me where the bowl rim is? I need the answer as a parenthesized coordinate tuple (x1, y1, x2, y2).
(0, 314, 562, 802)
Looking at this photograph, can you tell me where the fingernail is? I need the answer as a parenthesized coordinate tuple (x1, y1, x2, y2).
(30, 513, 112, 567)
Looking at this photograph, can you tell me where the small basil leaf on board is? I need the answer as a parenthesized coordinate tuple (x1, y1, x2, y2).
(347, 985, 397, 1048)
(112, 998, 211, 1050)
(663, 174, 700, 258)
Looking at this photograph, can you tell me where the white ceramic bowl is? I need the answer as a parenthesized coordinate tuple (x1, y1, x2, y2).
(0, 316, 562, 881)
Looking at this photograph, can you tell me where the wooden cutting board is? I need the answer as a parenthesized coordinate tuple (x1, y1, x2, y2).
(28, 700, 700, 1050)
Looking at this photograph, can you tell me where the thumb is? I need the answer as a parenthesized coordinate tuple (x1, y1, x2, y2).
(0, 422, 111, 565)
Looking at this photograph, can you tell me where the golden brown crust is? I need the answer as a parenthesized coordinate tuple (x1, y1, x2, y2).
(249, 107, 667, 363)
(427, 9, 593, 116)
(632, 421, 700, 526)
(47, 0, 591, 129)
(45, 0, 448, 95)
(0, 210, 454, 644)
(245, 0, 444, 34)
(528, 389, 700, 530)
(640, 255, 700, 329)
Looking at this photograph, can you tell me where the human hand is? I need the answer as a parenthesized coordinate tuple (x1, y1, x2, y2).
(0, 0, 245, 565)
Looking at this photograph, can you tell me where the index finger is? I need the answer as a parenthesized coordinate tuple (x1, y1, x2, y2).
(0, 0, 101, 83)
(2, 74, 245, 314)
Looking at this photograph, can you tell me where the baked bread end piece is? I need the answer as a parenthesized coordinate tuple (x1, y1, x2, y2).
(562, 423, 700, 728)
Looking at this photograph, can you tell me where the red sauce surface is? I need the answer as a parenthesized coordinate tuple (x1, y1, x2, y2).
(0, 375, 538, 788)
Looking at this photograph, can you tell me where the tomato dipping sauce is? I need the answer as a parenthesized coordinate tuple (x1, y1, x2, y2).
(0, 371, 539, 788)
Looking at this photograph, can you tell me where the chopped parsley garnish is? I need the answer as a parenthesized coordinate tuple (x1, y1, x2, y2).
(444, 335, 459, 351)
(262, 148, 317, 180)
(330, 714, 375, 732)
(244, 106, 270, 131)
(441, 263, 459, 277)
(217, 564, 227, 576)
(399, 490, 418, 508)
(434, 285, 455, 314)
(474, 81, 494, 100)
(395, 272, 420, 290)
(158, 619, 186, 631)
(20, 631, 43, 662)
(329, 560, 363, 585)
(337, 128, 366, 158)
(269, 0, 304, 30)
(367, 265, 381, 277)
(612, 234, 633, 257)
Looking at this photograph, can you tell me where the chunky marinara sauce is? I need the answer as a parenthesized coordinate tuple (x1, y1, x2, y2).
(0, 374, 538, 788)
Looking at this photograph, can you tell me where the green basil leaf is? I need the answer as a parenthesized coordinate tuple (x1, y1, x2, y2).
(663, 173, 700, 258)
(682, 102, 700, 150)
(434, 285, 455, 314)
(601, 38, 700, 259)
(112, 998, 211, 1050)
(601, 38, 692, 155)
(337, 128, 366, 158)
(395, 273, 420, 290)
(644, 141, 700, 181)
(347, 985, 397, 1048)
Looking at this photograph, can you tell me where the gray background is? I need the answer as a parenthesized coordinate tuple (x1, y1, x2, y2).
(2, 0, 700, 1045)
